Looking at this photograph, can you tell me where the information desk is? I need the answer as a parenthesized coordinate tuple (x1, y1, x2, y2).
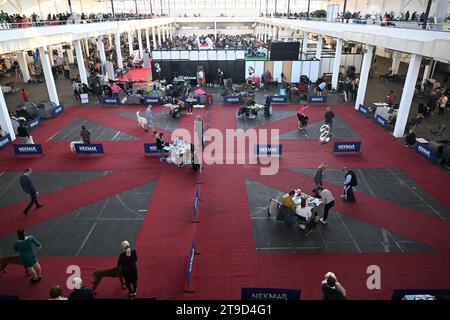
(165, 142, 191, 166)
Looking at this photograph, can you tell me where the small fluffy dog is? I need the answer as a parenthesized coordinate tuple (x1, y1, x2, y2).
(70, 140, 83, 152)
(92, 266, 126, 295)
(0, 256, 27, 275)
(136, 111, 148, 130)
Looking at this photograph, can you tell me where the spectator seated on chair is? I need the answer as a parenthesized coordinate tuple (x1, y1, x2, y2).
(277, 190, 297, 222)
(404, 129, 416, 147)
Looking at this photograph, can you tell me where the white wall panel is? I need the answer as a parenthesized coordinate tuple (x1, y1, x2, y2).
(180, 50, 190, 60)
(254, 61, 264, 78)
(291, 61, 302, 83)
(272, 61, 283, 82)
(309, 61, 320, 82)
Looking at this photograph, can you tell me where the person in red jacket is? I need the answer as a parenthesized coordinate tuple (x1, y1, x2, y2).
(21, 89, 29, 101)
(386, 90, 395, 106)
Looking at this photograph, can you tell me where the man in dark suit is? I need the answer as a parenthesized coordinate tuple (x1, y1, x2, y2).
(20, 168, 43, 216)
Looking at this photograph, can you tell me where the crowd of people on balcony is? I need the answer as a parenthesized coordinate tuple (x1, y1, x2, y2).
(0, 10, 167, 29)
(158, 34, 269, 53)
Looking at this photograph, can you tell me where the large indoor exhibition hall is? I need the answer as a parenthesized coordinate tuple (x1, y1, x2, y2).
(0, 0, 449, 301)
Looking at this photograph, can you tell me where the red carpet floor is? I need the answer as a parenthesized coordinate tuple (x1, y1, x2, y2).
(118, 68, 152, 86)
(0, 102, 449, 300)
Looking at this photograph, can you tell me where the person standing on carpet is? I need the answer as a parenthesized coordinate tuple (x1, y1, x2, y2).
(324, 106, 335, 133)
(20, 168, 43, 216)
(341, 167, 357, 202)
(317, 186, 334, 225)
(117, 240, 138, 299)
(80, 125, 91, 144)
(185, 92, 195, 115)
(314, 162, 327, 188)
(145, 105, 154, 133)
(156, 132, 165, 162)
(14, 229, 42, 283)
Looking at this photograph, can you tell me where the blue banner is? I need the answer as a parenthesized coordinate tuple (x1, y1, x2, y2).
(333, 141, 362, 153)
(223, 95, 242, 104)
(415, 143, 435, 161)
(101, 97, 120, 104)
(194, 187, 199, 221)
(186, 239, 196, 290)
(52, 105, 64, 117)
(182, 96, 201, 104)
(75, 144, 104, 154)
(270, 95, 288, 103)
(27, 117, 41, 131)
(143, 96, 162, 105)
(144, 143, 169, 153)
(376, 114, 388, 128)
(255, 144, 282, 156)
(308, 96, 327, 103)
(241, 288, 301, 300)
(358, 104, 369, 116)
(0, 134, 12, 150)
(13, 144, 43, 155)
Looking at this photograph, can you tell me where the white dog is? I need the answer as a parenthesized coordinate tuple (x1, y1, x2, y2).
(136, 111, 148, 130)
(70, 140, 83, 152)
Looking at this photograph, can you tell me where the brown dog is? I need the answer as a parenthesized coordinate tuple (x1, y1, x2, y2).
(92, 267, 126, 294)
(0, 256, 27, 275)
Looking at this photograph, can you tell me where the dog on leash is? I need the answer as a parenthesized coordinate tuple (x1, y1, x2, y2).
(92, 266, 126, 295)
(70, 140, 83, 152)
(0, 256, 28, 275)
(136, 111, 148, 130)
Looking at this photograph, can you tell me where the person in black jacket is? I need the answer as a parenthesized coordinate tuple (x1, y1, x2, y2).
(17, 120, 32, 144)
(156, 132, 165, 162)
(341, 167, 357, 202)
(117, 240, 138, 299)
(68, 277, 94, 300)
(20, 168, 43, 216)
(321, 272, 347, 300)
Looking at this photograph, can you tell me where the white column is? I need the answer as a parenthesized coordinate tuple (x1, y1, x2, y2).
(331, 38, 343, 90)
(128, 31, 134, 55)
(421, 61, 432, 90)
(162, 25, 166, 42)
(16, 51, 31, 83)
(38, 47, 60, 106)
(169, 24, 173, 41)
(158, 26, 162, 46)
(152, 26, 157, 49)
(115, 32, 124, 69)
(48, 49, 54, 67)
(302, 32, 308, 59)
(74, 40, 88, 84)
(97, 37, 106, 64)
(145, 29, 150, 51)
(66, 44, 74, 64)
(315, 35, 323, 60)
(84, 38, 89, 57)
(354, 45, 374, 110)
(138, 29, 144, 58)
(391, 52, 401, 74)
(0, 90, 15, 140)
(393, 54, 423, 138)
